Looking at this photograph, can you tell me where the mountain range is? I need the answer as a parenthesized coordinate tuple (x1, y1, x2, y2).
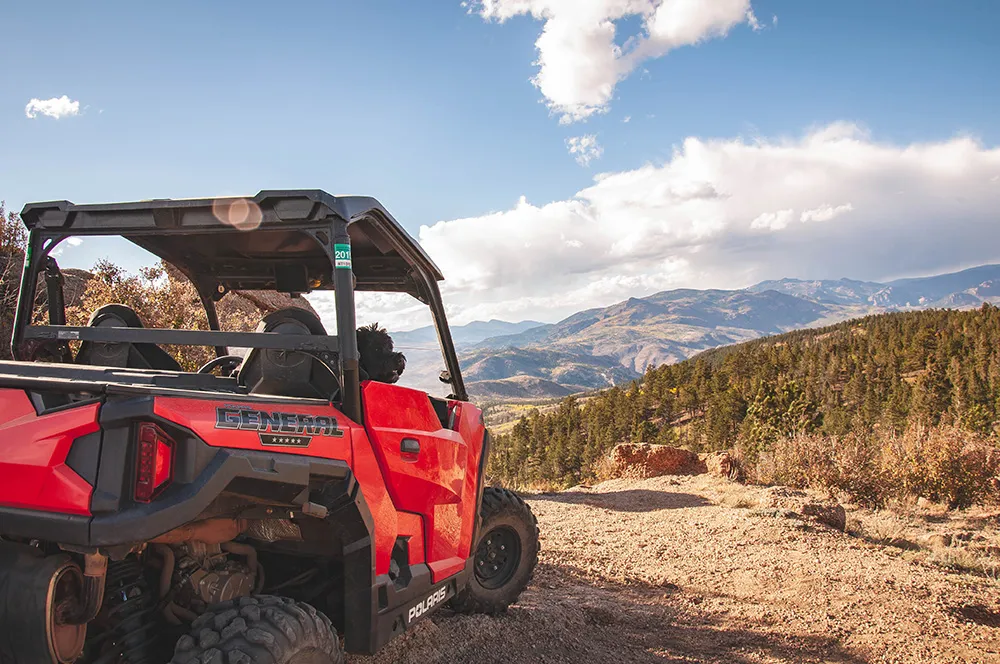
(399, 264, 1000, 401)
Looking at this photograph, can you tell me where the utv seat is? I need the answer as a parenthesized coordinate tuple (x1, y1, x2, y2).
(237, 308, 340, 400)
(75, 304, 182, 371)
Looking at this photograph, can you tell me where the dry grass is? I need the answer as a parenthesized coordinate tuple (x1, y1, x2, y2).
(747, 425, 1000, 509)
(923, 546, 1000, 580)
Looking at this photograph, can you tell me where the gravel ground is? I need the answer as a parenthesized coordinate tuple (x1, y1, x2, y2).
(357, 475, 1000, 664)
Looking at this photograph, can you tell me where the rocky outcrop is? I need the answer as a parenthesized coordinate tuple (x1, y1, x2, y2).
(605, 443, 707, 479)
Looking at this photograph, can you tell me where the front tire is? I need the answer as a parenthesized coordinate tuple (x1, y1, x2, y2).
(170, 596, 343, 664)
(450, 488, 539, 615)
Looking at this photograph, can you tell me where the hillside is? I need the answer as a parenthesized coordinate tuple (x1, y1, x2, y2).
(463, 346, 638, 398)
(488, 305, 1000, 493)
(459, 264, 1000, 400)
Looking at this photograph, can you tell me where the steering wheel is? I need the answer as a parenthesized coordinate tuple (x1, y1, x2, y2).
(197, 355, 244, 376)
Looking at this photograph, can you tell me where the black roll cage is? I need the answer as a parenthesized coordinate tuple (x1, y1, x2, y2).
(12, 190, 468, 421)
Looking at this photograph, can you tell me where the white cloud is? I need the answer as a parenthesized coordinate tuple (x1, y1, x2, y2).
(471, 0, 757, 122)
(25, 95, 81, 119)
(750, 209, 794, 231)
(623, 115, 631, 123)
(800, 203, 853, 223)
(346, 123, 1000, 327)
(567, 134, 604, 166)
(50, 236, 84, 258)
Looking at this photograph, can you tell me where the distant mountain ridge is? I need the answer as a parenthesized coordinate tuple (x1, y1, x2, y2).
(393, 319, 543, 347)
(454, 264, 1000, 401)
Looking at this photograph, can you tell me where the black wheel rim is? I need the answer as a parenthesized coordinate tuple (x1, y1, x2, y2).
(474, 526, 521, 590)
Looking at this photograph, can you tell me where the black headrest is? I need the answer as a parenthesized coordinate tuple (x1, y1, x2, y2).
(238, 308, 339, 399)
(75, 304, 181, 371)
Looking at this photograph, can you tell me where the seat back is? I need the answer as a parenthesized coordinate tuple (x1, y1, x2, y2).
(75, 304, 181, 371)
(238, 308, 339, 400)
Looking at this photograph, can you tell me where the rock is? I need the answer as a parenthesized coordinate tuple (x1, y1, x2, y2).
(704, 451, 740, 480)
(231, 289, 317, 316)
(924, 533, 953, 549)
(762, 486, 809, 510)
(605, 443, 707, 479)
(801, 502, 847, 531)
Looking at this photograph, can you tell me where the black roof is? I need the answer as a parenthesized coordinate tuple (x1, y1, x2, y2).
(20, 190, 444, 297)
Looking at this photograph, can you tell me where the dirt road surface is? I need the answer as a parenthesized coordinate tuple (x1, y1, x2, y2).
(357, 475, 1000, 664)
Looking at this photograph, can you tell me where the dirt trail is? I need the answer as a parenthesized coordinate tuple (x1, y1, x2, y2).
(357, 475, 1000, 664)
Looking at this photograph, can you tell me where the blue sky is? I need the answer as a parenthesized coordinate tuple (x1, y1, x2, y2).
(2, 1, 999, 327)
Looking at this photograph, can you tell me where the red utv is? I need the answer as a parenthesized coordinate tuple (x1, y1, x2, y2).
(0, 191, 538, 664)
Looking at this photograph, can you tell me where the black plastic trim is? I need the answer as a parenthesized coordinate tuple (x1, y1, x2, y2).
(471, 429, 492, 546)
(28, 392, 102, 416)
(369, 566, 470, 654)
(66, 431, 102, 488)
(0, 507, 90, 543)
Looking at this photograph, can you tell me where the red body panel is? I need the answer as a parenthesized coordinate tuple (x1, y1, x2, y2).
(362, 382, 485, 581)
(153, 397, 354, 466)
(154, 395, 430, 576)
(349, 425, 424, 575)
(0, 389, 98, 516)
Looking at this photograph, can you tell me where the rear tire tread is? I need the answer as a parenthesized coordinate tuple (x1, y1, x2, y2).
(171, 596, 343, 664)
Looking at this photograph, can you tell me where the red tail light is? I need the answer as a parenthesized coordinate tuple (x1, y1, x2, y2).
(134, 423, 174, 503)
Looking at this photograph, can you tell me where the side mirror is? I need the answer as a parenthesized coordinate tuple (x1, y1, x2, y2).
(439, 370, 452, 384)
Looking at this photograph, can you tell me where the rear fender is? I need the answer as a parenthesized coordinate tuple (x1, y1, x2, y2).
(0, 389, 99, 517)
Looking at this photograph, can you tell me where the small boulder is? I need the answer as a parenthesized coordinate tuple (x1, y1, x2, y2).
(762, 486, 808, 510)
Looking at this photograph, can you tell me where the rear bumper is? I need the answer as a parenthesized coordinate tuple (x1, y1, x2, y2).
(0, 448, 353, 548)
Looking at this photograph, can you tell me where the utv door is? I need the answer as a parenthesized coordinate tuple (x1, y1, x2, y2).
(361, 381, 472, 579)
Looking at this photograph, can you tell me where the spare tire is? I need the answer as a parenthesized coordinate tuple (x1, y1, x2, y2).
(171, 596, 343, 664)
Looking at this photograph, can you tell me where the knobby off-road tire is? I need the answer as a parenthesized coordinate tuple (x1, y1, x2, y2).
(171, 596, 344, 664)
(450, 487, 539, 615)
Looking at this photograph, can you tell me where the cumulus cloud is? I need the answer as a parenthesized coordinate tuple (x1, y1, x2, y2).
(471, 0, 758, 122)
(750, 209, 794, 231)
(340, 123, 1000, 329)
(800, 203, 854, 223)
(567, 134, 604, 166)
(25, 95, 80, 119)
(51, 237, 84, 258)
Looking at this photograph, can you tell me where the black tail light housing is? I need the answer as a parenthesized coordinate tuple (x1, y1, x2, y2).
(134, 422, 175, 503)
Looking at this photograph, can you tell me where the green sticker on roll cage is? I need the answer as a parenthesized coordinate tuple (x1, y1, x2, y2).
(334, 243, 352, 269)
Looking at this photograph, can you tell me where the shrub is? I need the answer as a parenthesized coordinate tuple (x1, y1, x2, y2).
(881, 425, 1000, 509)
(746, 425, 1000, 509)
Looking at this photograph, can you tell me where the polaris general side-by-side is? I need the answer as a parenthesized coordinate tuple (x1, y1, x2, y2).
(0, 191, 539, 664)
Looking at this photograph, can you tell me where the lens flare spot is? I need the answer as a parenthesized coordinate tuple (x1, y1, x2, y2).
(212, 197, 263, 231)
